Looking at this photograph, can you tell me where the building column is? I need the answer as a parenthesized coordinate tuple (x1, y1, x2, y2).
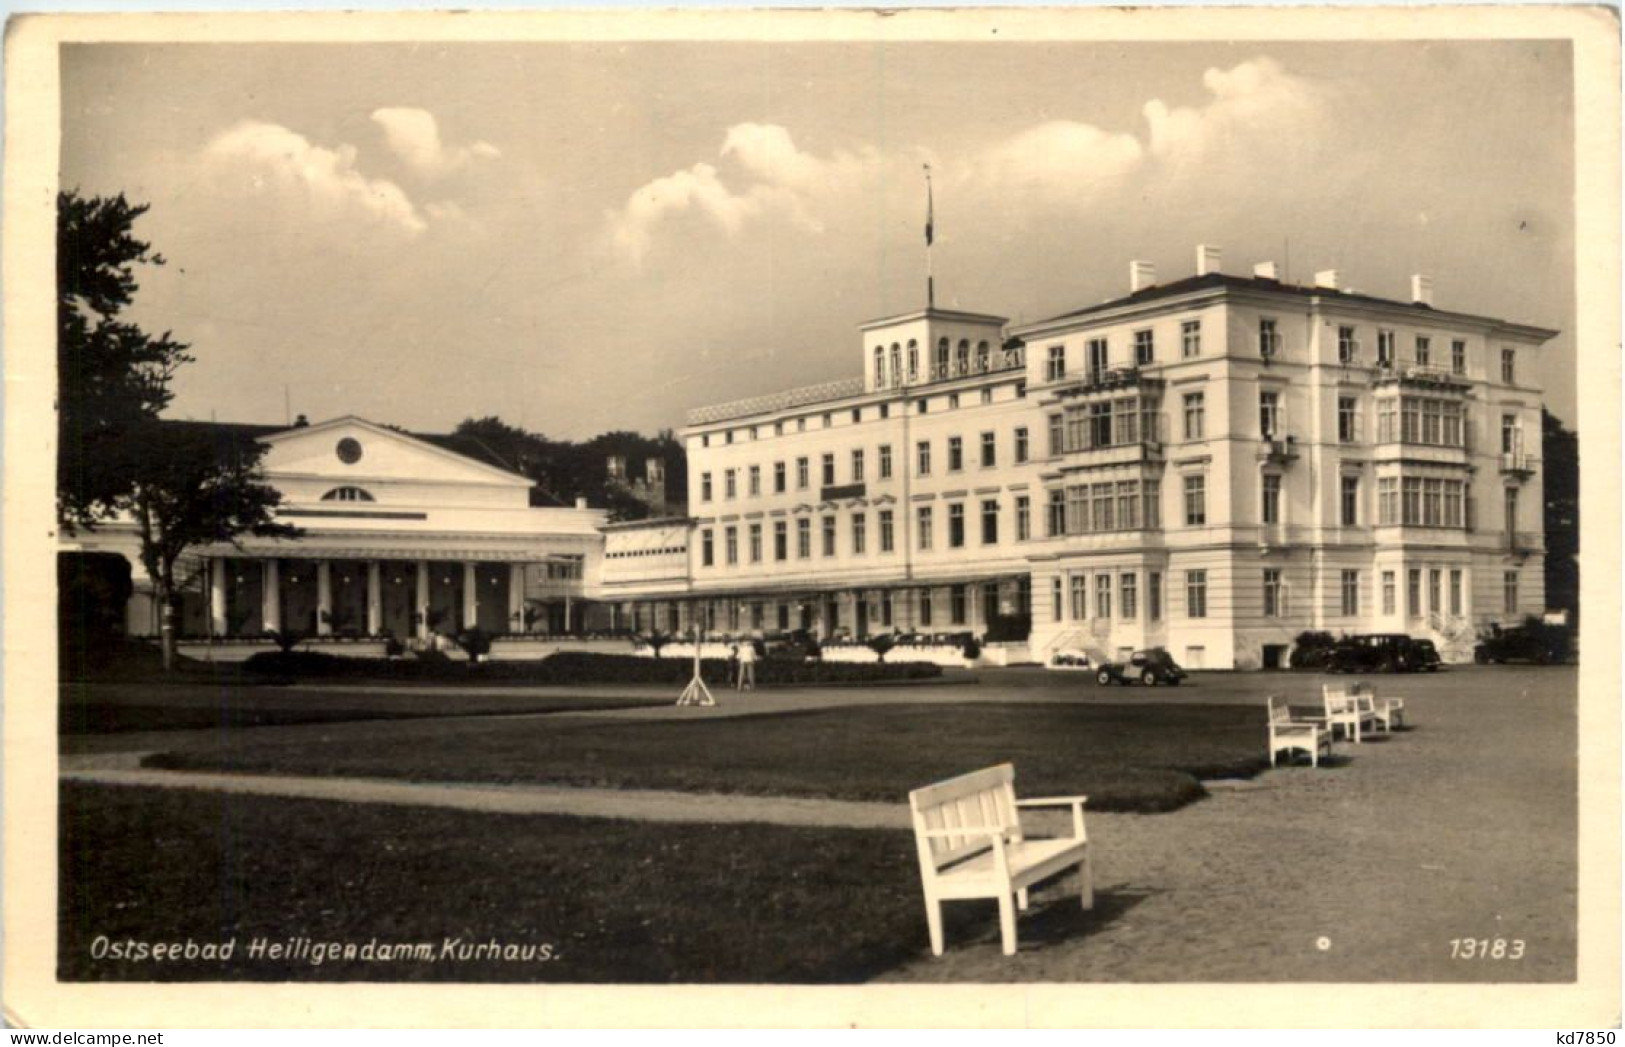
(463, 561, 479, 632)
(366, 561, 382, 636)
(315, 560, 333, 636)
(209, 558, 229, 638)
(262, 559, 281, 635)
(564, 592, 574, 635)
(415, 560, 431, 641)
(508, 563, 526, 634)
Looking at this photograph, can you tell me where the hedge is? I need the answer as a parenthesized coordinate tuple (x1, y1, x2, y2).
(241, 650, 941, 686)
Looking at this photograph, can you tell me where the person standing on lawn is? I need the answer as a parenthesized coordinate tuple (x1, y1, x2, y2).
(737, 638, 758, 691)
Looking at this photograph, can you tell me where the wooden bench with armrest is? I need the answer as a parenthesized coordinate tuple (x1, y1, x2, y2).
(1267, 695, 1334, 767)
(908, 763, 1093, 957)
(1352, 682, 1406, 732)
(1311, 684, 1380, 743)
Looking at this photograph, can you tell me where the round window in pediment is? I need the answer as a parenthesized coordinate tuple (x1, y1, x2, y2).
(336, 437, 363, 464)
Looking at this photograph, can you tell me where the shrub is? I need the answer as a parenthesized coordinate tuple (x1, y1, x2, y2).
(1289, 630, 1339, 670)
(267, 629, 306, 654)
(865, 634, 897, 664)
(455, 627, 494, 663)
(960, 637, 982, 661)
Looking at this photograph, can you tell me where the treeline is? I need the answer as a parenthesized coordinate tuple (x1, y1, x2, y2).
(453, 416, 688, 522)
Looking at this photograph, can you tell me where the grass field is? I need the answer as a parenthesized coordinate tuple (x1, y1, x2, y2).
(61, 682, 666, 735)
(58, 782, 986, 983)
(146, 701, 1269, 812)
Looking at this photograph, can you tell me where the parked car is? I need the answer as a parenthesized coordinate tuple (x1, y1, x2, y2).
(1327, 634, 1441, 673)
(1051, 648, 1093, 669)
(763, 630, 821, 662)
(1095, 648, 1187, 686)
(1474, 619, 1571, 664)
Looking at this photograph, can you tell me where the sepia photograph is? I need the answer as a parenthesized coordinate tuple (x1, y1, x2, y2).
(3, 6, 1619, 1029)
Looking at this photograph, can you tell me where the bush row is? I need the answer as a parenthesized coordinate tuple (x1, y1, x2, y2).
(241, 650, 942, 686)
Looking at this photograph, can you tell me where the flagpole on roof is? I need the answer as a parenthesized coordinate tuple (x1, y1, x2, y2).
(923, 163, 935, 311)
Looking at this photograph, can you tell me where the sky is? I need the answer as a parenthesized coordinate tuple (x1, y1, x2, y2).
(60, 40, 1577, 439)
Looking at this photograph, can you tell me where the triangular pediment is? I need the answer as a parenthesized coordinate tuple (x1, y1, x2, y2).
(260, 416, 531, 489)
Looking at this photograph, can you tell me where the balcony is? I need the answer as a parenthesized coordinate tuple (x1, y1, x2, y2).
(1053, 366, 1163, 399)
(928, 346, 1026, 383)
(1372, 363, 1473, 393)
(1499, 451, 1536, 480)
(1256, 435, 1300, 465)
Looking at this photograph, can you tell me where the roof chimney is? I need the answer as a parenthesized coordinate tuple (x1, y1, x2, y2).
(1253, 261, 1279, 281)
(1314, 269, 1340, 290)
(575, 497, 588, 510)
(1411, 273, 1434, 307)
(1196, 244, 1223, 276)
(293, 413, 310, 428)
(1129, 260, 1157, 294)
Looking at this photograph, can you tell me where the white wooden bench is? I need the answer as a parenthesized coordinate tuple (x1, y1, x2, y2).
(1314, 684, 1378, 743)
(908, 763, 1093, 957)
(1267, 695, 1333, 767)
(1352, 682, 1406, 732)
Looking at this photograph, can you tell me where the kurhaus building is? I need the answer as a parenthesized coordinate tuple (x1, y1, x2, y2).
(661, 245, 1555, 668)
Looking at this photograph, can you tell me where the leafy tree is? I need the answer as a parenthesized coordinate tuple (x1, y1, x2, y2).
(57, 191, 192, 527)
(1542, 409, 1579, 620)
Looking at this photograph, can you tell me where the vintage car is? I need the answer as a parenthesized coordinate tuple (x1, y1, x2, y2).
(1050, 648, 1094, 670)
(1327, 634, 1442, 673)
(1095, 648, 1188, 686)
(1473, 620, 1571, 664)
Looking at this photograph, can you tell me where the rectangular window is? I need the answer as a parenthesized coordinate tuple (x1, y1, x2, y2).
(1403, 478, 1422, 525)
(1341, 570, 1360, 616)
(796, 518, 810, 559)
(1070, 574, 1087, 620)
(948, 503, 965, 548)
(1095, 575, 1112, 619)
(1378, 329, 1396, 367)
(1259, 317, 1279, 357)
(879, 510, 894, 553)
(773, 521, 788, 561)
(851, 513, 866, 555)
(821, 454, 835, 486)
(1047, 490, 1066, 537)
(980, 388, 993, 406)
(724, 526, 738, 565)
(725, 469, 737, 499)
(1015, 496, 1031, 541)
(1382, 571, 1396, 615)
(1415, 335, 1431, 367)
(1048, 413, 1064, 456)
(1338, 397, 1358, 443)
(1051, 577, 1063, 622)
(1501, 413, 1521, 455)
(1149, 571, 1163, 621)
(1407, 568, 1422, 618)
(701, 530, 714, 567)
(1338, 325, 1357, 364)
(1378, 477, 1398, 525)
(1183, 392, 1205, 440)
(1503, 569, 1519, 614)
(950, 585, 967, 625)
(701, 472, 713, 501)
(1087, 338, 1108, 380)
(980, 431, 996, 468)
(1183, 474, 1206, 526)
(916, 440, 932, 477)
(851, 449, 865, 483)
(1144, 479, 1162, 529)
(1341, 475, 1360, 526)
(1015, 427, 1030, 463)
(1259, 390, 1281, 438)
(920, 590, 934, 627)
(1501, 347, 1516, 384)
(1181, 319, 1201, 358)
(1452, 339, 1467, 375)
(1120, 573, 1138, 620)
(796, 457, 809, 489)
(747, 465, 760, 497)
(1263, 568, 1283, 617)
(1262, 473, 1282, 525)
(821, 516, 835, 557)
(1134, 329, 1154, 366)
(1428, 568, 1442, 616)
(1116, 480, 1139, 530)
(748, 523, 762, 563)
(878, 444, 892, 480)
(1091, 482, 1114, 532)
(947, 437, 963, 472)
(1186, 570, 1207, 618)
(980, 499, 999, 544)
(1046, 345, 1065, 381)
(1450, 569, 1463, 616)
(1377, 400, 1398, 443)
(773, 461, 786, 494)
(917, 507, 933, 551)
(1066, 484, 1087, 535)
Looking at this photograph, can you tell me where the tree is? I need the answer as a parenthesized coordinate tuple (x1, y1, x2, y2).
(126, 424, 298, 670)
(1542, 408, 1579, 619)
(57, 191, 191, 528)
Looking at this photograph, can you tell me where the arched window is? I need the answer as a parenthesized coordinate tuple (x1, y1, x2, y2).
(890, 344, 902, 387)
(321, 486, 375, 502)
(874, 346, 886, 387)
(936, 338, 951, 378)
(907, 340, 919, 381)
(956, 339, 971, 375)
(976, 340, 991, 372)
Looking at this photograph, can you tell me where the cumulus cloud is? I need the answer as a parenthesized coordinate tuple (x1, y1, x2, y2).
(371, 107, 501, 179)
(974, 120, 1145, 198)
(205, 120, 427, 235)
(1143, 57, 1325, 162)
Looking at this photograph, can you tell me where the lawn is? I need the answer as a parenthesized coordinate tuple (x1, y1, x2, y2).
(59, 782, 990, 983)
(147, 701, 1269, 812)
(62, 681, 666, 735)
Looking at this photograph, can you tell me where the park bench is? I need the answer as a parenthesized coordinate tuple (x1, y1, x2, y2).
(1352, 682, 1406, 732)
(1266, 695, 1333, 767)
(908, 763, 1093, 957)
(1314, 684, 1378, 743)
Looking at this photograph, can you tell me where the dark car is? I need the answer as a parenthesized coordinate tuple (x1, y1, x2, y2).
(1328, 634, 1441, 673)
(1474, 620, 1571, 664)
(763, 630, 820, 662)
(1096, 648, 1187, 686)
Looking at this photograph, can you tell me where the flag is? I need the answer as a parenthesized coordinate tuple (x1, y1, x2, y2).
(923, 164, 934, 247)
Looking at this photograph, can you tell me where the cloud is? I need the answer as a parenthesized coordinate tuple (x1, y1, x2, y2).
(1143, 57, 1326, 163)
(973, 120, 1145, 199)
(205, 120, 427, 235)
(371, 107, 501, 179)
